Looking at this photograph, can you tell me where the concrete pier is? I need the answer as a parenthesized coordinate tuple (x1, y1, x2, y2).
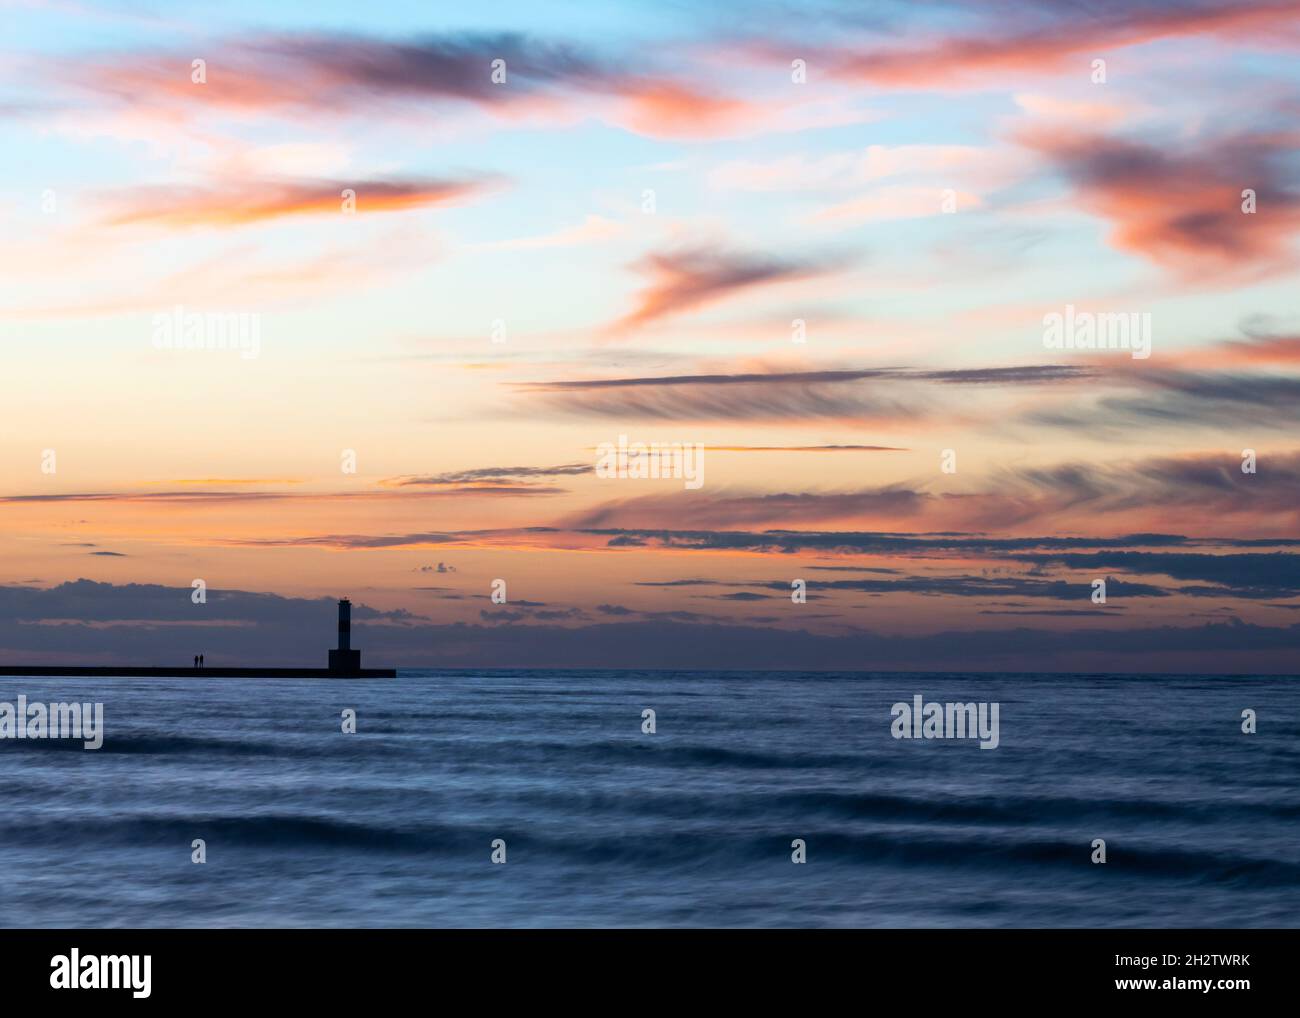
(0, 598, 396, 678)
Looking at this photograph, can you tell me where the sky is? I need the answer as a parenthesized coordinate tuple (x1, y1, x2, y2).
(1, 0, 1299, 672)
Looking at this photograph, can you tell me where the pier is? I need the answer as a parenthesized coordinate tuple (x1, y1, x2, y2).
(0, 599, 396, 678)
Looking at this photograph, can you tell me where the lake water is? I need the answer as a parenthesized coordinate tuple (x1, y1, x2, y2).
(1, 670, 1296, 927)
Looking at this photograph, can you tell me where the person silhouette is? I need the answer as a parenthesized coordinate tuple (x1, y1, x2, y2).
(194, 655, 198, 668)
(199, 654, 204, 668)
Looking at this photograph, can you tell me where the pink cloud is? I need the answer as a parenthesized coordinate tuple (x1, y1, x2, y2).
(828, 1, 1299, 88)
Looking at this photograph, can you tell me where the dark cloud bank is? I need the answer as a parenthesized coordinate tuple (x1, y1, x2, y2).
(1, 580, 1297, 674)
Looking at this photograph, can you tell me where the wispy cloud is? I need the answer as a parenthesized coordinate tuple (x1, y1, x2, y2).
(608, 244, 850, 332)
(63, 31, 770, 140)
(384, 463, 593, 487)
(564, 448, 1300, 531)
(101, 176, 497, 229)
(708, 444, 907, 452)
(1029, 370, 1300, 431)
(826, 1, 1299, 88)
(519, 364, 1092, 422)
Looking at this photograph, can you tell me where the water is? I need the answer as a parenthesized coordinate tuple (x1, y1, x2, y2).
(1, 671, 1296, 927)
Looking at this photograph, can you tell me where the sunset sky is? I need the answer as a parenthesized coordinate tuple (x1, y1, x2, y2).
(1, 0, 1299, 672)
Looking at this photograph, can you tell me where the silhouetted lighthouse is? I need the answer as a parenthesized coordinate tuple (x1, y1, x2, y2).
(0, 593, 394, 678)
(338, 598, 352, 650)
(328, 598, 363, 675)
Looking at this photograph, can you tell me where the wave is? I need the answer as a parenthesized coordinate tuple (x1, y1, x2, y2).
(2, 812, 1295, 887)
(0, 733, 282, 756)
(770, 789, 1300, 824)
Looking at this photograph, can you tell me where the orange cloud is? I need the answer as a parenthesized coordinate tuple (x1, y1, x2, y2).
(1020, 128, 1300, 278)
(1175, 331, 1300, 369)
(101, 176, 494, 229)
(613, 82, 756, 139)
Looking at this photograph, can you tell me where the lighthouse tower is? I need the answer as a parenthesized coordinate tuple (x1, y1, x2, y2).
(328, 598, 363, 675)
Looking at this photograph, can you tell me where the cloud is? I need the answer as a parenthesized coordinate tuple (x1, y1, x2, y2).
(522, 367, 919, 423)
(3, 580, 1298, 672)
(1012, 92, 1136, 128)
(231, 532, 462, 550)
(613, 81, 757, 139)
(980, 608, 1125, 616)
(564, 488, 926, 529)
(573, 522, 1300, 558)
(2, 227, 447, 321)
(387, 463, 593, 487)
(609, 245, 849, 332)
(709, 445, 907, 452)
(0, 579, 412, 629)
(1156, 321, 1300, 370)
(635, 579, 724, 587)
(591, 529, 1160, 555)
(1020, 127, 1300, 278)
(82, 33, 605, 112)
(519, 364, 1091, 422)
(0, 491, 296, 504)
(0, 488, 563, 506)
(1208, 331, 1300, 367)
(1003, 448, 1300, 503)
(1030, 371, 1300, 431)
(67, 31, 767, 140)
(755, 575, 1171, 600)
(1007, 550, 1300, 598)
(827, 1, 1298, 88)
(189, 446, 1300, 552)
(101, 176, 496, 229)
(566, 447, 1300, 532)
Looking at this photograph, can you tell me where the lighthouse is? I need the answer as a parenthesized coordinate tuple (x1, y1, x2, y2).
(328, 598, 363, 675)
